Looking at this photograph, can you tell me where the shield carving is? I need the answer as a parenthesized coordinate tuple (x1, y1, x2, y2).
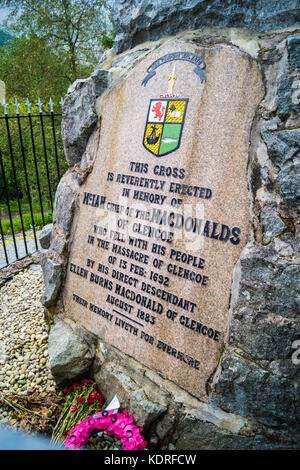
(143, 98, 188, 157)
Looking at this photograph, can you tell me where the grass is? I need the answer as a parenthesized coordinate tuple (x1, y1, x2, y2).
(0, 199, 52, 217)
(0, 211, 53, 236)
(0, 198, 53, 236)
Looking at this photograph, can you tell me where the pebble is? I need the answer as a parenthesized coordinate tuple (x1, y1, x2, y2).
(0, 266, 126, 451)
(0, 266, 56, 422)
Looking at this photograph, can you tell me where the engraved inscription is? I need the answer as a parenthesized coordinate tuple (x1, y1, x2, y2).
(62, 42, 263, 400)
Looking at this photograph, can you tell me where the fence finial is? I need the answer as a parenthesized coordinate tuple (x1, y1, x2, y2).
(26, 98, 31, 114)
(14, 98, 20, 115)
(49, 97, 54, 113)
(2, 99, 7, 115)
(37, 97, 43, 113)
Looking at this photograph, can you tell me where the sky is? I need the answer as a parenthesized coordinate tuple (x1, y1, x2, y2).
(0, 7, 9, 27)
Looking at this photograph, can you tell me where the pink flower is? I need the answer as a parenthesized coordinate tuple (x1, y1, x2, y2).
(71, 405, 78, 412)
(76, 397, 86, 403)
(64, 410, 147, 450)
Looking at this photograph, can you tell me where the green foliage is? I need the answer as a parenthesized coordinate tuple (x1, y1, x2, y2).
(99, 30, 116, 50)
(0, 100, 68, 232)
(0, 211, 53, 236)
(3, 0, 115, 82)
(0, 29, 11, 46)
(0, 34, 73, 102)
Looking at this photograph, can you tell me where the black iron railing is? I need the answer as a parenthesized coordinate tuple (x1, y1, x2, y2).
(0, 98, 67, 269)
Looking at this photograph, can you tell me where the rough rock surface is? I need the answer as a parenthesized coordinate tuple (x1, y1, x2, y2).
(261, 128, 300, 206)
(38, 224, 53, 250)
(61, 70, 114, 168)
(111, 0, 300, 53)
(53, 171, 78, 238)
(61, 79, 98, 167)
(48, 320, 95, 386)
(287, 36, 300, 70)
(91, 69, 112, 97)
(39, 252, 62, 308)
(260, 205, 287, 243)
(173, 415, 283, 450)
(228, 243, 299, 320)
(210, 350, 296, 427)
(277, 76, 300, 117)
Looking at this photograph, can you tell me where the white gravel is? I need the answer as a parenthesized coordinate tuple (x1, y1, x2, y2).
(0, 264, 56, 422)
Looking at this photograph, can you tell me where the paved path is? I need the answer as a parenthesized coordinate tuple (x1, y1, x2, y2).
(0, 230, 41, 269)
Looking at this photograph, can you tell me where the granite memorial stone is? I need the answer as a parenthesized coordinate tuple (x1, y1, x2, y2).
(62, 40, 263, 401)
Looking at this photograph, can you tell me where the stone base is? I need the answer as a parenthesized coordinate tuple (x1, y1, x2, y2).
(48, 317, 299, 450)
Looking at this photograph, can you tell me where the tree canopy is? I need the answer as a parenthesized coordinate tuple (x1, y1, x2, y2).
(0, 1, 114, 218)
(2, 0, 115, 83)
(0, 33, 74, 101)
